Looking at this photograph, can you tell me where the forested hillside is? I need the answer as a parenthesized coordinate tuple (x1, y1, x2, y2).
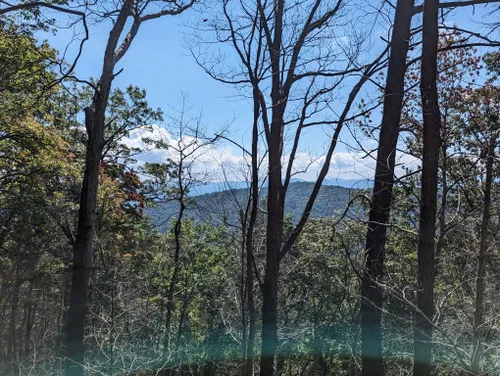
(0, 1, 499, 376)
(149, 182, 357, 229)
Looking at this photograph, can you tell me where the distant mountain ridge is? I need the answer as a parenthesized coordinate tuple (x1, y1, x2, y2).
(190, 178, 373, 195)
(148, 181, 367, 230)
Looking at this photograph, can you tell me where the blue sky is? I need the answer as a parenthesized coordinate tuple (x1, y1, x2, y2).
(46, 9, 261, 144)
(36, 1, 498, 182)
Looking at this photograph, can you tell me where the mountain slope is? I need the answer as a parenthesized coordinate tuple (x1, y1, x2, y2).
(149, 182, 363, 230)
(190, 178, 373, 195)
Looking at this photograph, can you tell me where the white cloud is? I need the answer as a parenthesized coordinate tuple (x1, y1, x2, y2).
(123, 125, 250, 181)
(123, 125, 419, 183)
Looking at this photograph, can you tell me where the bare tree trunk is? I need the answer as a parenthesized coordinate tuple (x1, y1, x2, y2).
(8, 273, 20, 376)
(361, 1, 415, 375)
(260, 104, 285, 376)
(64, 106, 104, 376)
(470, 136, 495, 375)
(414, 0, 441, 374)
(163, 184, 186, 361)
(64, 3, 133, 375)
(240, 212, 248, 376)
(244, 90, 260, 376)
(162, 155, 190, 376)
(206, 2, 381, 374)
(23, 280, 34, 358)
(435, 139, 448, 258)
(58, 262, 72, 356)
(260, 179, 283, 376)
(259, 0, 285, 372)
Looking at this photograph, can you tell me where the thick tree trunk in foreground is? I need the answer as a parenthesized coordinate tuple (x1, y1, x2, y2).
(260, 0, 285, 371)
(251, 1, 379, 374)
(414, 0, 441, 375)
(260, 126, 284, 376)
(361, 1, 415, 375)
(64, 3, 132, 375)
(64, 105, 104, 376)
(470, 136, 495, 375)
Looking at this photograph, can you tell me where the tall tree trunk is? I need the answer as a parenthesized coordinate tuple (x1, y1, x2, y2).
(470, 136, 495, 375)
(239, 207, 248, 376)
(23, 279, 34, 358)
(260, 104, 285, 376)
(414, 0, 441, 374)
(244, 89, 260, 376)
(163, 160, 188, 376)
(58, 262, 72, 356)
(163, 193, 185, 360)
(176, 284, 191, 370)
(64, 106, 104, 376)
(260, 168, 283, 376)
(8, 274, 20, 376)
(260, 0, 285, 372)
(361, 1, 415, 375)
(64, 3, 132, 375)
(435, 139, 448, 258)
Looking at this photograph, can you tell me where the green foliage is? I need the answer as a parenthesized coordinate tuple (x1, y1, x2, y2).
(0, 22, 57, 123)
(1, 11, 500, 376)
(149, 182, 357, 230)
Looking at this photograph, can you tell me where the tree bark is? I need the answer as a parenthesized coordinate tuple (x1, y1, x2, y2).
(64, 3, 133, 375)
(244, 89, 260, 376)
(435, 138, 448, 258)
(414, 0, 441, 374)
(470, 136, 495, 375)
(163, 166, 186, 363)
(8, 272, 20, 376)
(23, 279, 34, 358)
(58, 262, 72, 356)
(260, 0, 285, 373)
(260, 93, 286, 375)
(361, 1, 415, 375)
(64, 106, 104, 376)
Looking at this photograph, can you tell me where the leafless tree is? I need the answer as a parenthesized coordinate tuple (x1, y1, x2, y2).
(141, 99, 223, 374)
(193, 1, 389, 374)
